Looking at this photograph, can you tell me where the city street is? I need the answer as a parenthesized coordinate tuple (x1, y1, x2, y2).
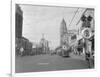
(15, 54, 90, 73)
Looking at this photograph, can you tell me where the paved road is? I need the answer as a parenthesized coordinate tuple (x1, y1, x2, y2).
(15, 55, 90, 73)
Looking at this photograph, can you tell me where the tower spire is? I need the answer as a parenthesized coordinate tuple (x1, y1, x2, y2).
(60, 18, 68, 46)
(60, 18, 67, 35)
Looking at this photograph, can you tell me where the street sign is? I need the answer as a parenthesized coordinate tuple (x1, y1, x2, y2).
(82, 28, 91, 39)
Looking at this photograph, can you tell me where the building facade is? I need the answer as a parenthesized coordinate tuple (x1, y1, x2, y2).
(15, 4, 23, 38)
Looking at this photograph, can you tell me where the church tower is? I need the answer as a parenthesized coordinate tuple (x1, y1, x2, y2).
(60, 18, 68, 46)
(60, 18, 68, 37)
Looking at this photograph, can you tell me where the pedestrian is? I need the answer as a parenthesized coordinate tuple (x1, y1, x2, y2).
(20, 47, 24, 56)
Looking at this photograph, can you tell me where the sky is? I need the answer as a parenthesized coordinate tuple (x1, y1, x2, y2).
(20, 4, 86, 49)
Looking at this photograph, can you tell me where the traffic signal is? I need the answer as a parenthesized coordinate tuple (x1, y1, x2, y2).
(81, 15, 93, 28)
(87, 15, 92, 21)
(81, 15, 86, 22)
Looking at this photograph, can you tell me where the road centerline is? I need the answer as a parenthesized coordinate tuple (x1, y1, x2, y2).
(37, 62, 49, 65)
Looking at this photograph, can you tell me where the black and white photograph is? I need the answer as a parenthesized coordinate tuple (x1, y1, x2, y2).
(15, 4, 95, 73)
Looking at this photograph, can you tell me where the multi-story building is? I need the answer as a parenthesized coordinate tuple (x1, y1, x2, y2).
(15, 4, 32, 56)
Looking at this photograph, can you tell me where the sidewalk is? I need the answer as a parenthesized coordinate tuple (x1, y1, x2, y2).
(70, 52, 86, 60)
